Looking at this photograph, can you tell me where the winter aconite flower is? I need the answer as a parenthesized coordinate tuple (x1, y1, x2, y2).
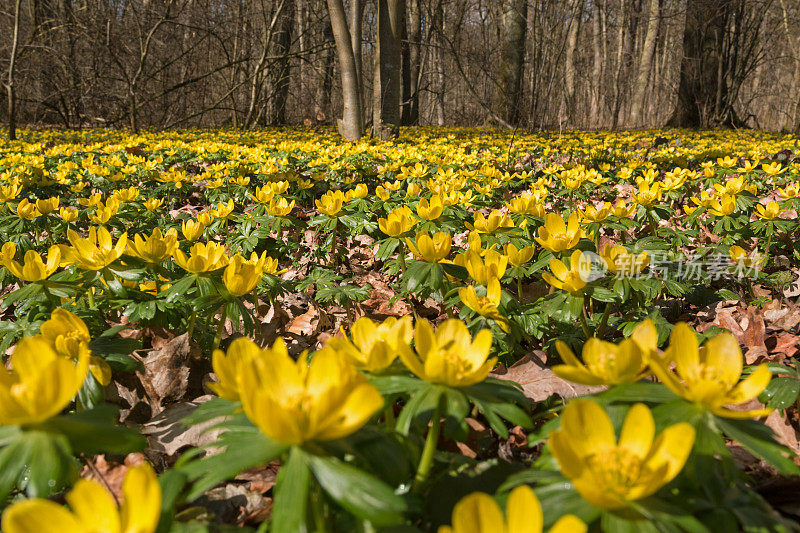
(503, 243, 535, 267)
(399, 319, 495, 387)
(542, 250, 590, 294)
(65, 227, 128, 270)
(40, 308, 111, 386)
(4, 245, 61, 281)
(553, 320, 656, 385)
(222, 253, 264, 297)
(181, 219, 205, 241)
(464, 249, 508, 286)
(0, 335, 88, 426)
(600, 245, 649, 277)
(316, 190, 346, 216)
(323, 316, 413, 372)
(417, 195, 444, 220)
(238, 339, 383, 445)
(174, 241, 229, 273)
(126, 227, 178, 264)
(406, 231, 451, 263)
(379, 206, 416, 237)
(755, 201, 781, 220)
(535, 212, 581, 253)
(438, 485, 586, 533)
(209, 336, 262, 401)
(1, 463, 161, 533)
(649, 323, 772, 418)
(549, 400, 695, 510)
(459, 278, 509, 332)
(466, 210, 514, 234)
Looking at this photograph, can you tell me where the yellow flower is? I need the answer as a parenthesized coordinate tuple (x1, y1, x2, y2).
(634, 182, 661, 206)
(507, 194, 545, 217)
(504, 243, 535, 267)
(36, 197, 59, 215)
(174, 242, 229, 273)
(464, 249, 508, 286)
(15, 199, 40, 220)
(60, 206, 78, 222)
(181, 219, 205, 241)
(143, 198, 164, 212)
(197, 211, 216, 227)
(535, 212, 581, 253)
(267, 197, 295, 217)
(238, 338, 383, 445)
(708, 194, 736, 217)
(649, 323, 772, 418)
(324, 316, 413, 372)
(690, 190, 716, 208)
(223, 254, 264, 297)
(66, 227, 128, 270)
(406, 231, 451, 263)
(0, 183, 21, 202)
(581, 202, 612, 223)
(399, 319, 496, 387)
(0, 242, 17, 265)
(4, 245, 61, 282)
(40, 308, 110, 386)
(542, 250, 590, 294)
(600, 245, 649, 277)
(88, 200, 120, 225)
(77, 193, 102, 207)
(215, 199, 235, 218)
(316, 190, 346, 216)
(458, 278, 509, 332)
(0, 335, 88, 426)
(777, 183, 799, 200)
(549, 400, 695, 510)
(717, 156, 738, 168)
(612, 200, 636, 219)
(417, 196, 444, 220)
(466, 210, 514, 234)
(553, 320, 656, 385)
(729, 245, 763, 268)
(1, 463, 161, 533)
(762, 162, 786, 176)
(346, 183, 368, 200)
(438, 485, 585, 533)
(379, 206, 416, 237)
(209, 337, 262, 401)
(252, 185, 275, 204)
(376, 186, 390, 201)
(127, 228, 178, 264)
(755, 201, 781, 220)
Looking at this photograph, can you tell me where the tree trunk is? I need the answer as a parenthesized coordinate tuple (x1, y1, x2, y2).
(326, 0, 364, 140)
(315, 9, 335, 122)
(401, 0, 421, 125)
(589, 1, 603, 125)
(494, 0, 527, 126)
(667, 0, 738, 128)
(433, 0, 445, 126)
(350, 0, 364, 113)
(561, 0, 582, 127)
(271, 1, 293, 125)
(373, 0, 404, 139)
(6, 0, 23, 140)
(629, 0, 661, 126)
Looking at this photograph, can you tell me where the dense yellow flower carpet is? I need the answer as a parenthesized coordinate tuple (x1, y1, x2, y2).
(0, 127, 799, 531)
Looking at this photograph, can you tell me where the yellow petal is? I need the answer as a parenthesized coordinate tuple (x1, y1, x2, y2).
(618, 403, 655, 459)
(1, 498, 82, 533)
(550, 515, 587, 533)
(726, 364, 771, 404)
(66, 479, 120, 533)
(120, 463, 162, 533)
(451, 492, 504, 533)
(505, 485, 541, 533)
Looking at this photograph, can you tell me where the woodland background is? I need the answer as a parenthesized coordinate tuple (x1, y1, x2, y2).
(2, 0, 800, 138)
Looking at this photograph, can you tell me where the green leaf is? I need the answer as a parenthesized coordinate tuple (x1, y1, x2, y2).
(179, 426, 287, 501)
(271, 447, 310, 533)
(715, 416, 800, 475)
(44, 404, 146, 454)
(758, 377, 800, 410)
(368, 374, 425, 396)
(308, 455, 406, 527)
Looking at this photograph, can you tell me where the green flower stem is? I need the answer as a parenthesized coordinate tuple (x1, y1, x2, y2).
(383, 403, 396, 427)
(187, 310, 197, 337)
(517, 275, 524, 303)
(311, 481, 329, 533)
(763, 231, 773, 266)
(596, 302, 614, 339)
(212, 305, 228, 352)
(86, 286, 95, 308)
(579, 305, 592, 339)
(398, 241, 407, 274)
(414, 394, 444, 487)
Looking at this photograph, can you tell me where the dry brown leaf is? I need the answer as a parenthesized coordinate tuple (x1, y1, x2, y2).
(491, 354, 603, 402)
(137, 333, 201, 415)
(141, 396, 225, 457)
